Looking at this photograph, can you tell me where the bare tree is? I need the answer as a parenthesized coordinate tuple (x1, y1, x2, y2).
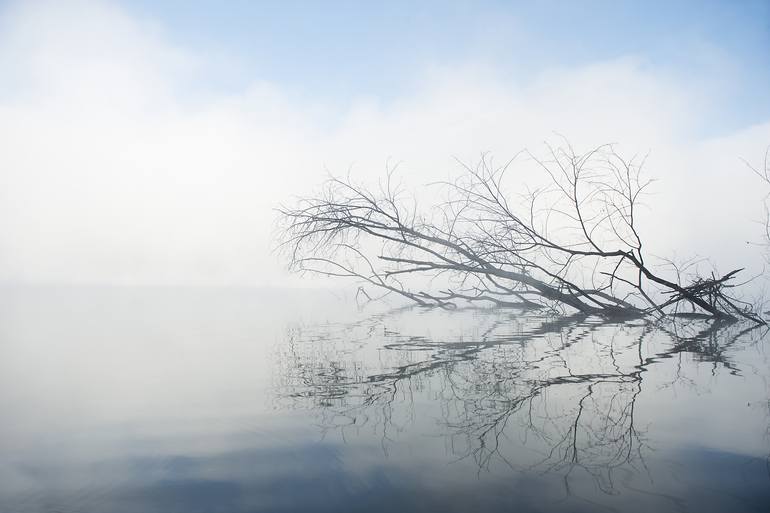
(278, 142, 764, 324)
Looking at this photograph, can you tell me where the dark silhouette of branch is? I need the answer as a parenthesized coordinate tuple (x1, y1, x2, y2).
(278, 142, 764, 324)
(744, 145, 770, 258)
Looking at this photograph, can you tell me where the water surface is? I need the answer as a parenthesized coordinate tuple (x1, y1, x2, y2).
(1, 286, 768, 512)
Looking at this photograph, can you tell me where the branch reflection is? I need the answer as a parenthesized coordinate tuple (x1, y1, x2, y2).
(273, 307, 767, 495)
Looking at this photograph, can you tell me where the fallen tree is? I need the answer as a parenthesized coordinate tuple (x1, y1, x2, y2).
(277, 142, 765, 324)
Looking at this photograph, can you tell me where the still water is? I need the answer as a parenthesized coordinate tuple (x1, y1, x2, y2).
(1, 286, 768, 513)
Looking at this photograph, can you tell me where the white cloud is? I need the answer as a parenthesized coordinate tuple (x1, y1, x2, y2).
(0, 0, 767, 288)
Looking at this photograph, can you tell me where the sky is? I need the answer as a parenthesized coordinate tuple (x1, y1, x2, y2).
(126, 0, 770, 132)
(0, 0, 769, 288)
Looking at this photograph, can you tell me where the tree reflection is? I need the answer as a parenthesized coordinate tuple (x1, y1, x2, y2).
(272, 308, 767, 495)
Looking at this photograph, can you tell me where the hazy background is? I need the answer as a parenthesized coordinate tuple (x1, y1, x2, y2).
(0, 0, 769, 288)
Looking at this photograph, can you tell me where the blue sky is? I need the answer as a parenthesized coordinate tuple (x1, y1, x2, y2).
(123, 0, 770, 133)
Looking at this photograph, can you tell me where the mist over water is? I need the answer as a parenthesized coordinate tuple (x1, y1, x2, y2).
(1, 286, 768, 513)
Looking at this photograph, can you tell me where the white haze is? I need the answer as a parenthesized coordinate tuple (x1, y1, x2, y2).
(0, 0, 768, 290)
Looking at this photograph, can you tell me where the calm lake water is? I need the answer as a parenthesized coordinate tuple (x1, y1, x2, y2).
(1, 286, 769, 513)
